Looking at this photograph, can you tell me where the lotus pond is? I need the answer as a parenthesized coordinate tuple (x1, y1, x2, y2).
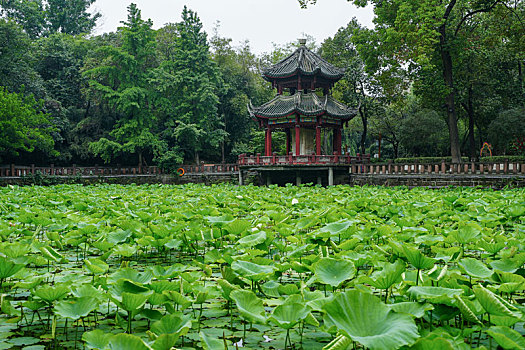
(0, 184, 524, 350)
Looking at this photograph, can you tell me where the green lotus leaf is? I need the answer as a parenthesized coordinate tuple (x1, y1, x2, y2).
(268, 302, 309, 330)
(108, 333, 152, 350)
(54, 297, 98, 321)
(82, 329, 111, 349)
(479, 240, 506, 255)
(454, 295, 482, 325)
(224, 219, 251, 235)
(151, 334, 179, 350)
(450, 223, 481, 245)
(108, 268, 153, 285)
(490, 315, 521, 327)
(407, 286, 463, 306)
(490, 259, 521, 273)
(107, 230, 132, 244)
(486, 326, 525, 350)
(313, 257, 355, 287)
(427, 264, 448, 282)
(472, 284, 520, 318)
(315, 220, 353, 238)
(323, 334, 352, 350)
(0, 256, 24, 280)
(458, 258, 493, 279)
(388, 302, 433, 318)
(200, 330, 227, 350)
(39, 246, 66, 263)
(149, 280, 179, 294)
(237, 231, 267, 247)
(402, 246, 435, 270)
(205, 215, 234, 227)
(120, 292, 149, 313)
(231, 260, 275, 281)
(151, 314, 191, 337)
(323, 290, 419, 350)
(409, 336, 456, 350)
(33, 284, 70, 303)
(360, 260, 405, 290)
(84, 258, 109, 275)
(230, 289, 266, 325)
(113, 244, 137, 257)
(163, 291, 192, 310)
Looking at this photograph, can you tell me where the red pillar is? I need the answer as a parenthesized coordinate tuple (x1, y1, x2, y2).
(337, 127, 343, 155)
(295, 124, 301, 156)
(332, 128, 343, 155)
(316, 125, 321, 155)
(286, 129, 290, 155)
(332, 128, 337, 154)
(265, 127, 272, 156)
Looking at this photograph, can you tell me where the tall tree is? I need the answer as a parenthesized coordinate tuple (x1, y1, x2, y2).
(0, 0, 100, 37)
(300, 0, 523, 162)
(84, 3, 159, 166)
(0, 87, 55, 161)
(151, 7, 224, 164)
(0, 19, 45, 96)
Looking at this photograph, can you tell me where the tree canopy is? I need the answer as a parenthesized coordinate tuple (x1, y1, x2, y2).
(0, 1, 523, 167)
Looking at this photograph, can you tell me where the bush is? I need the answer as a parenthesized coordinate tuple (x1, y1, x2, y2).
(392, 157, 469, 164)
(488, 107, 525, 154)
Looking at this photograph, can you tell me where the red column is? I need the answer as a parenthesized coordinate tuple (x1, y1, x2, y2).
(316, 125, 321, 155)
(265, 127, 272, 156)
(295, 124, 300, 156)
(332, 128, 338, 154)
(286, 129, 290, 155)
(337, 127, 343, 155)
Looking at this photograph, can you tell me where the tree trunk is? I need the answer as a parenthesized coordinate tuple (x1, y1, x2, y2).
(138, 151, 143, 174)
(439, 38, 462, 163)
(467, 85, 476, 161)
(518, 60, 523, 96)
(221, 141, 225, 164)
(195, 151, 200, 165)
(393, 141, 399, 159)
(359, 106, 367, 154)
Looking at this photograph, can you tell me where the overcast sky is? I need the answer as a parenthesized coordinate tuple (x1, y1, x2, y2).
(90, 0, 374, 54)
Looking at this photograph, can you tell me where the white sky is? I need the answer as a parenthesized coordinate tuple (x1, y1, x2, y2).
(90, 0, 375, 54)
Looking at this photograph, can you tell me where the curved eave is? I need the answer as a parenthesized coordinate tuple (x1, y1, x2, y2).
(262, 68, 344, 82)
(262, 46, 345, 82)
(248, 93, 356, 121)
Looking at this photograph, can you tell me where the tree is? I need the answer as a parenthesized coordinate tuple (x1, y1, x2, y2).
(0, 0, 100, 37)
(488, 107, 525, 154)
(46, 0, 100, 35)
(151, 7, 224, 164)
(210, 29, 273, 162)
(84, 3, 160, 166)
(399, 109, 449, 157)
(0, 19, 45, 96)
(322, 19, 400, 154)
(0, 0, 46, 38)
(300, 0, 523, 163)
(0, 87, 55, 161)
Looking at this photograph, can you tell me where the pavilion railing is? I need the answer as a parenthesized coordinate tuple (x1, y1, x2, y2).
(238, 153, 371, 166)
(350, 160, 525, 176)
(0, 164, 239, 177)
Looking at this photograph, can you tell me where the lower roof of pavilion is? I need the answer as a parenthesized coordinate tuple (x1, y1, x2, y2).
(249, 91, 356, 128)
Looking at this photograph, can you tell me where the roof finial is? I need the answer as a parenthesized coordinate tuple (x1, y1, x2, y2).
(298, 38, 307, 46)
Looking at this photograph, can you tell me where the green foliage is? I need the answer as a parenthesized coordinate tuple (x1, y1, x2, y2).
(399, 109, 449, 157)
(0, 87, 55, 161)
(0, 184, 524, 348)
(0, 0, 100, 37)
(488, 107, 525, 154)
(84, 3, 160, 165)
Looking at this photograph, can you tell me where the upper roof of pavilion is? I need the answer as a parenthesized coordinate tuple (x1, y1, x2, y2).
(262, 42, 345, 83)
